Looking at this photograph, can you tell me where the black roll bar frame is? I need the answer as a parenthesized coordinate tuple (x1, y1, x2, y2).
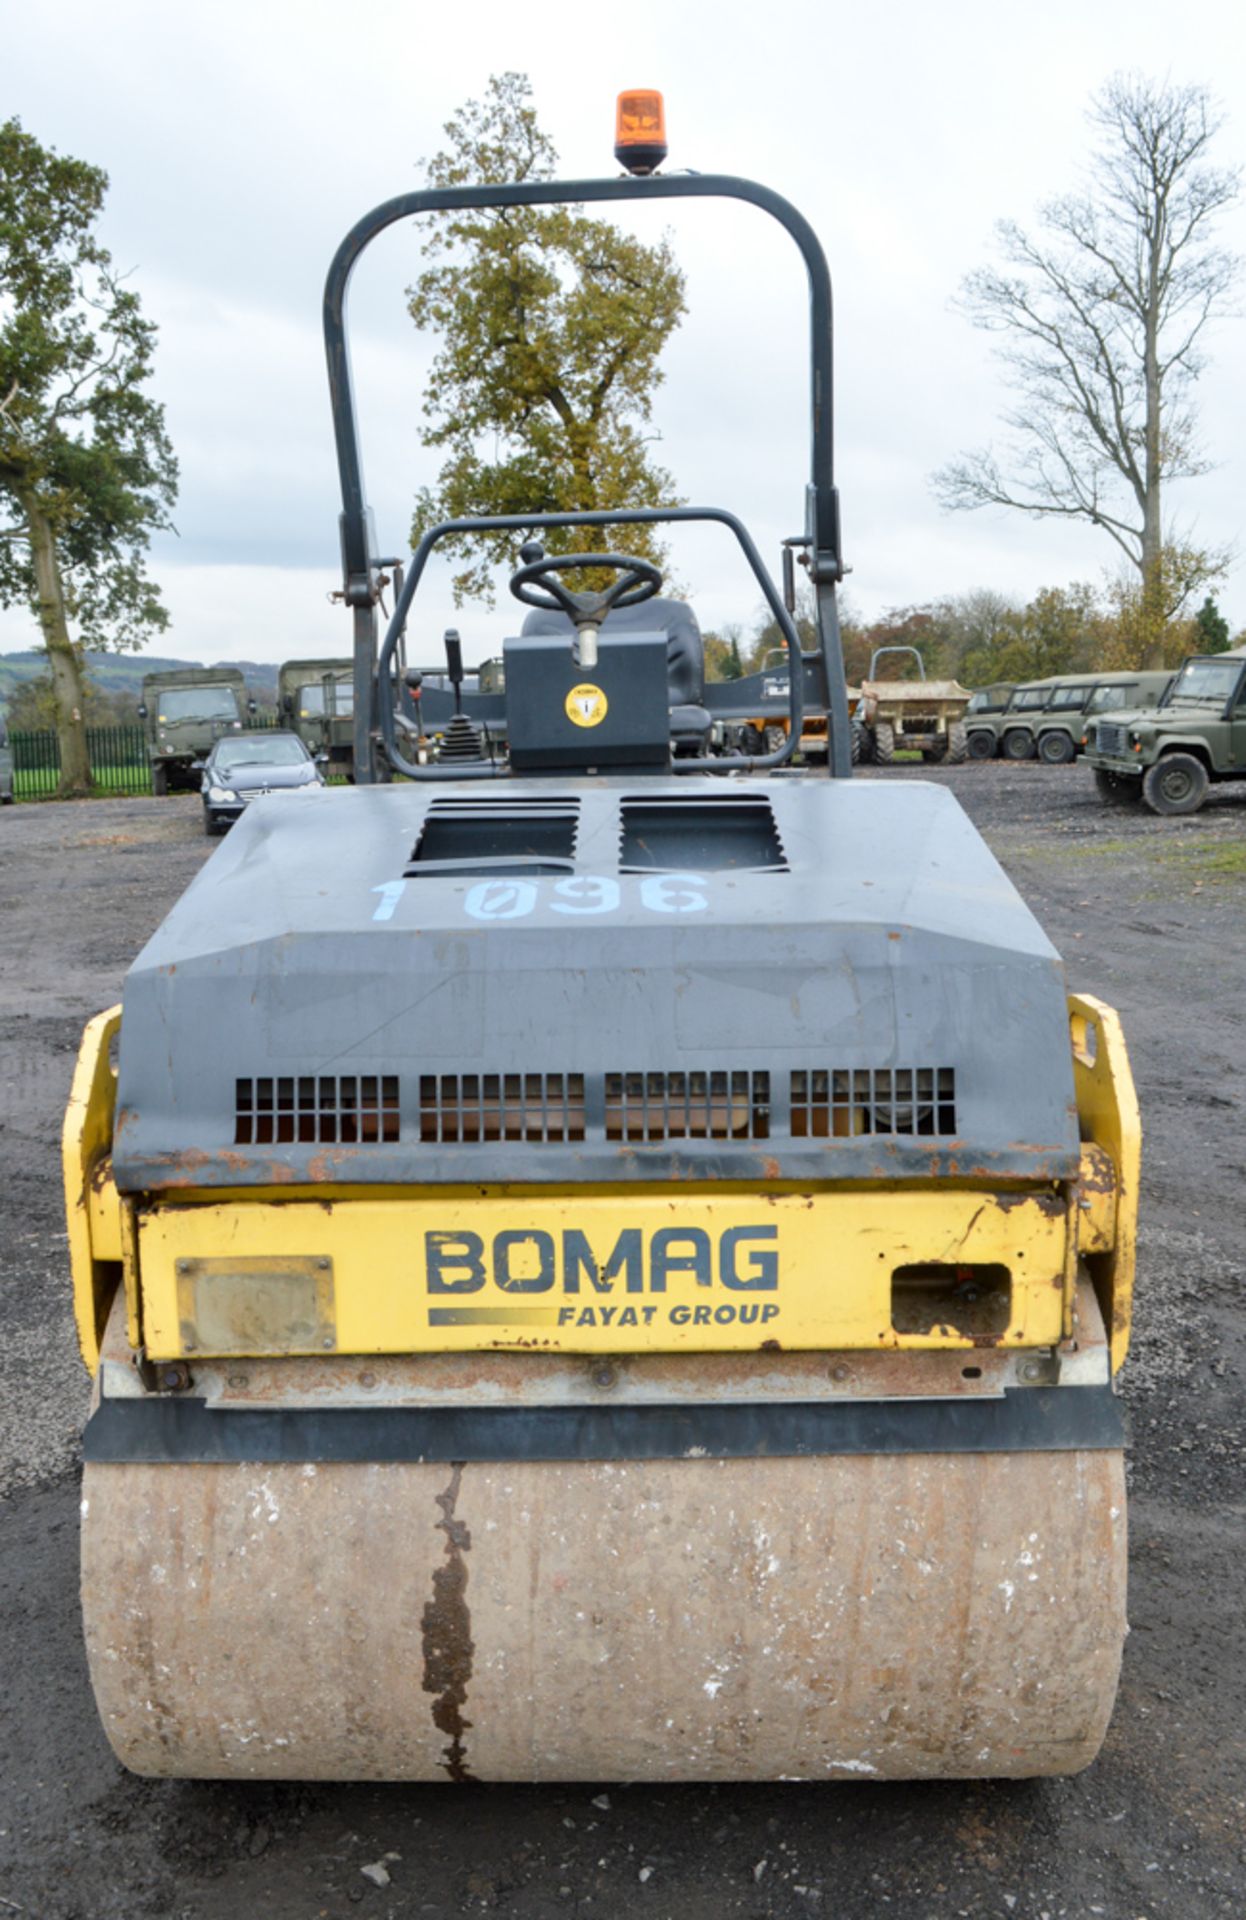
(323, 170, 852, 779)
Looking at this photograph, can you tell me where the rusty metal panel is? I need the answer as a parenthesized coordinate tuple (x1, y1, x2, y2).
(175, 1255, 336, 1356)
(133, 1184, 1070, 1360)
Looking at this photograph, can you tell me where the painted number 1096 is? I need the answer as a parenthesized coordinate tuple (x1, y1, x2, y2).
(371, 873, 709, 923)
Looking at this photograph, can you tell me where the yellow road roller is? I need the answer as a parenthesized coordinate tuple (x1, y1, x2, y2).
(64, 97, 1139, 1782)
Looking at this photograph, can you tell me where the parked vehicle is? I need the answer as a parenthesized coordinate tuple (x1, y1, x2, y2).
(1083, 646, 1246, 814)
(967, 673, 1169, 764)
(199, 729, 324, 835)
(854, 647, 970, 763)
(1075, 674, 1171, 754)
(279, 658, 354, 776)
(1031, 672, 1172, 765)
(708, 650, 830, 760)
(964, 684, 1016, 759)
(139, 668, 254, 795)
(965, 679, 1054, 761)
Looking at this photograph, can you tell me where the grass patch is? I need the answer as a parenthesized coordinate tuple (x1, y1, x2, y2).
(1019, 828, 1246, 889)
(1160, 839, 1246, 880)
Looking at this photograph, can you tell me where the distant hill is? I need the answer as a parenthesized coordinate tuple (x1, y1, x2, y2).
(0, 651, 280, 715)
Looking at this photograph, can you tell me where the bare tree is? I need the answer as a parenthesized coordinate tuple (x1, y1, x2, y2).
(934, 76, 1240, 667)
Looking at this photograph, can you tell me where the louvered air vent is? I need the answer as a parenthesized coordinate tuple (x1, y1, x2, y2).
(605, 1070, 770, 1140)
(790, 1067, 956, 1138)
(235, 1075, 400, 1145)
(406, 797, 579, 876)
(619, 795, 787, 873)
(419, 1073, 585, 1143)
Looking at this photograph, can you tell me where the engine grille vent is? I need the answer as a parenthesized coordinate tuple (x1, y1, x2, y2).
(605, 1070, 770, 1140)
(235, 1075, 400, 1146)
(1094, 722, 1127, 756)
(420, 1072, 585, 1143)
(406, 796, 579, 877)
(619, 796, 787, 873)
(791, 1067, 956, 1138)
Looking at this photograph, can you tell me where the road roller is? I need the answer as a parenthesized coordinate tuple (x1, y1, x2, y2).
(64, 97, 1139, 1782)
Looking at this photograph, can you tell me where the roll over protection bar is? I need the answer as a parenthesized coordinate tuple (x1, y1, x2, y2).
(323, 171, 851, 779)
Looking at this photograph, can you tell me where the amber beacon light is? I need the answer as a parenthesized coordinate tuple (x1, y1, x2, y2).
(615, 90, 668, 174)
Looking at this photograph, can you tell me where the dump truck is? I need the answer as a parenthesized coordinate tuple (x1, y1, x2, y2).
(1084, 644, 1246, 813)
(853, 647, 970, 763)
(278, 657, 355, 776)
(65, 96, 1138, 1784)
(138, 667, 253, 795)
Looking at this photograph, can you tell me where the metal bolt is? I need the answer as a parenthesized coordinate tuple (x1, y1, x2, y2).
(322, 1336, 334, 1349)
(227, 1372, 248, 1389)
(360, 1370, 377, 1389)
(182, 1338, 196, 1352)
(829, 1363, 851, 1383)
(592, 1363, 617, 1390)
(318, 1258, 331, 1271)
(1021, 1360, 1044, 1383)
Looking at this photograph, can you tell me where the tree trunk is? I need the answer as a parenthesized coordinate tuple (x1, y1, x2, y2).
(23, 496, 91, 796)
(1140, 207, 1166, 672)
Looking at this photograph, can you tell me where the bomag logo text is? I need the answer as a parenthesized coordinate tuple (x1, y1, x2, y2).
(424, 1224, 779, 1328)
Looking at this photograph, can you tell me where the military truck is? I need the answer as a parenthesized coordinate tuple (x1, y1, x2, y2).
(967, 673, 1168, 764)
(963, 683, 1015, 758)
(1072, 673, 1171, 756)
(1084, 645, 1246, 814)
(279, 657, 355, 776)
(965, 678, 1055, 761)
(138, 667, 253, 795)
(1028, 672, 1172, 765)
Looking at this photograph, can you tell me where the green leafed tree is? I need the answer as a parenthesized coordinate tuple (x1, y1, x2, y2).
(702, 622, 746, 681)
(408, 74, 686, 605)
(1194, 592, 1230, 653)
(0, 118, 177, 795)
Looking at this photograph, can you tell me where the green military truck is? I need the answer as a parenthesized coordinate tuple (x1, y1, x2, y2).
(965, 678, 1056, 761)
(1084, 645, 1246, 815)
(139, 668, 253, 795)
(968, 672, 1169, 764)
(279, 658, 355, 777)
(964, 683, 1016, 758)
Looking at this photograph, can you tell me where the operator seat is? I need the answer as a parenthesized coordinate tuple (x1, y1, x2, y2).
(520, 598, 712, 752)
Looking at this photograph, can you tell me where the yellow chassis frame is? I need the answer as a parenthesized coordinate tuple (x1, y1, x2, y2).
(65, 996, 1139, 1373)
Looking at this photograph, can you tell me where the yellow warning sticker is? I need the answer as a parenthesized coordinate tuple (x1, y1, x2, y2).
(565, 683, 608, 728)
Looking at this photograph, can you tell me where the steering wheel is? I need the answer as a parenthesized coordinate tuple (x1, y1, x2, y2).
(508, 549, 663, 629)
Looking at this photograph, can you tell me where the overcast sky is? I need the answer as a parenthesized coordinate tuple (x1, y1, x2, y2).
(5, 0, 1245, 669)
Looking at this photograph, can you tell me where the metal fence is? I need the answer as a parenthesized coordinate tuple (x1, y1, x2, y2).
(9, 716, 284, 799)
(11, 724, 154, 798)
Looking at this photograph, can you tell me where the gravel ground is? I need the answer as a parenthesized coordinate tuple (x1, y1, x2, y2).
(0, 767, 1243, 1920)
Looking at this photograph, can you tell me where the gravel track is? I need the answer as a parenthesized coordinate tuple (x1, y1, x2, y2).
(1, 768, 1243, 1920)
